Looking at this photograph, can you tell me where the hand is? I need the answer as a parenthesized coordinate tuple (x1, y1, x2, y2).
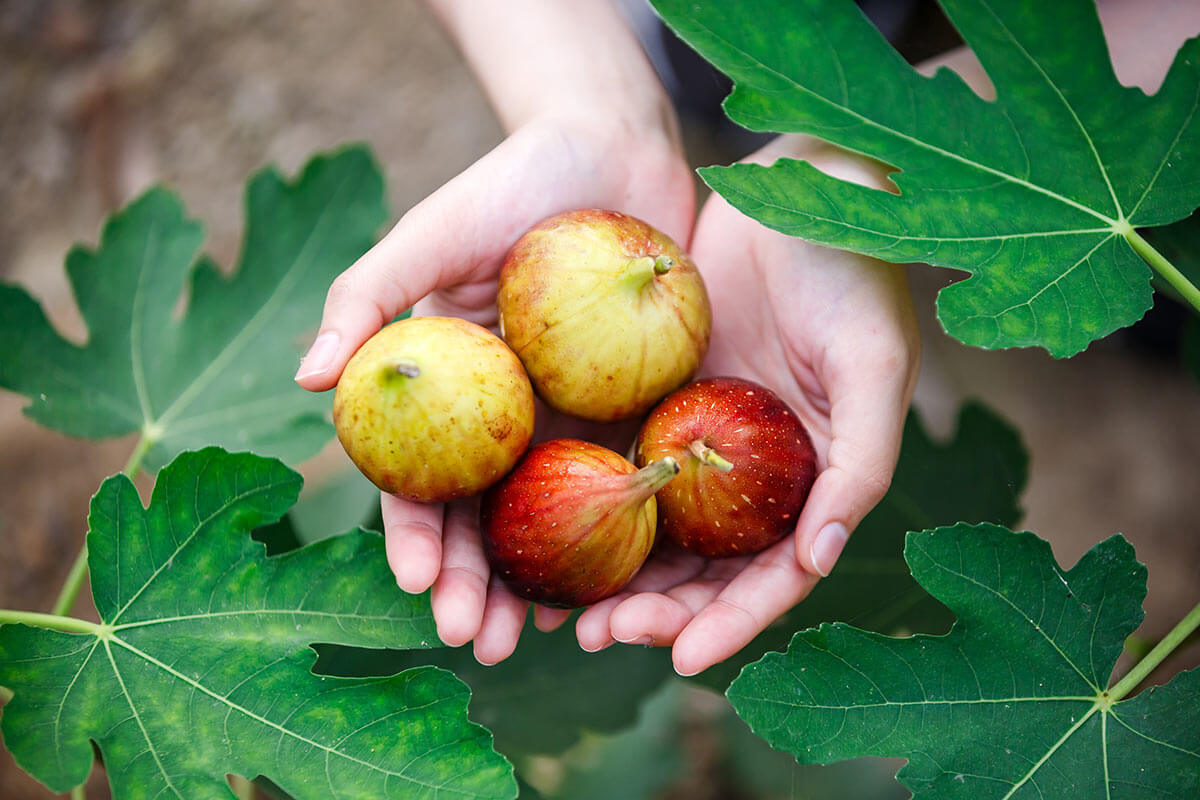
(295, 110, 696, 664)
(573, 139, 921, 676)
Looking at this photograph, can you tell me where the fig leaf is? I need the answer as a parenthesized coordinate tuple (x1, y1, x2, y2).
(728, 523, 1200, 798)
(651, 0, 1200, 356)
(0, 448, 515, 799)
(0, 145, 388, 470)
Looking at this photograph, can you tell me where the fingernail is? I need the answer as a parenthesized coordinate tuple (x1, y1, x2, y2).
(810, 522, 848, 577)
(674, 663, 701, 678)
(614, 634, 654, 646)
(580, 639, 615, 653)
(295, 331, 339, 380)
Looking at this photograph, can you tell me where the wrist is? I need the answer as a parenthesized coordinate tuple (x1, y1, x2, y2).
(426, 0, 678, 137)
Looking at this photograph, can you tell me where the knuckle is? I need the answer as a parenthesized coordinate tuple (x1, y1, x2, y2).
(323, 268, 362, 312)
(712, 596, 761, 631)
(858, 465, 894, 505)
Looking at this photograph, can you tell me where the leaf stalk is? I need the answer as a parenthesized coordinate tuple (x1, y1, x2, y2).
(1126, 229, 1200, 315)
(0, 609, 101, 635)
(51, 545, 90, 617)
(52, 433, 152, 617)
(1109, 599, 1200, 701)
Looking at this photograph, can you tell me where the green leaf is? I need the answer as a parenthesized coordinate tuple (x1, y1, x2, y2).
(314, 615, 675, 757)
(0, 448, 515, 799)
(692, 401, 1027, 690)
(727, 523, 1200, 798)
(650, 0, 1200, 356)
(0, 146, 388, 469)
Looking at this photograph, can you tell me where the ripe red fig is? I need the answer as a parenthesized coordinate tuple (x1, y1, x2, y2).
(333, 316, 535, 503)
(635, 377, 817, 558)
(480, 438, 680, 608)
(497, 209, 711, 422)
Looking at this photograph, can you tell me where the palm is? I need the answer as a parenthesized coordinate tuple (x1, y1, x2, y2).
(573, 192, 920, 676)
(355, 117, 697, 658)
(413, 118, 692, 451)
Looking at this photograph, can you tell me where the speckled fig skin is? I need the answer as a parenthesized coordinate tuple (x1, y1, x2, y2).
(480, 438, 679, 608)
(635, 377, 817, 559)
(333, 316, 535, 503)
(497, 209, 711, 422)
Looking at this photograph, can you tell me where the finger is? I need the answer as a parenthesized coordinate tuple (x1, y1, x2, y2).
(672, 538, 819, 677)
(381, 493, 445, 593)
(294, 131, 566, 391)
(430, 499, 489, 647)
(607, 557, 746, 647)
(473, 576, 530, 666)
(533, 606, 573, 632)
(796, 330, 918, 577)
(575, 592, 629, 652)
(574, 543, 709, 650)
(609, 593, 691, 647)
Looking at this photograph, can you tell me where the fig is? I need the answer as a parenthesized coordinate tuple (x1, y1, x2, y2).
(333, 316, 535, 503)
(635, 377, 817, 558)
(480, 438, 680, 608)
(497, 209, 711, 422)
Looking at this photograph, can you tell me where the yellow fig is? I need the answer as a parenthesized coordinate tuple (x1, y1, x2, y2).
(333, 316, 535, 503)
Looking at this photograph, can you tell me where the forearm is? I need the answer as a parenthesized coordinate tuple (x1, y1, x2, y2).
(425, 0, 677, 136)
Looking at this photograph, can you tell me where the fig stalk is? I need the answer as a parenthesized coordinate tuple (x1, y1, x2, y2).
(620, 254, 675, 290)
(629, 456, 681, 495)
(391, 360, 421, 378)
(687, 440, 734, 472)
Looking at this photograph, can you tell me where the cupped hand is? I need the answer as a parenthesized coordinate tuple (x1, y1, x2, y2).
(295, 111, 695, 664)
(573, 140, 921, 676)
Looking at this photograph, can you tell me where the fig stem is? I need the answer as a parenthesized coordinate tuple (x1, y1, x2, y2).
(623, 254, 674, 288)
(688, 440, 734, 472)
(631, 456, 681, 497)
(391, 360, 421, 378)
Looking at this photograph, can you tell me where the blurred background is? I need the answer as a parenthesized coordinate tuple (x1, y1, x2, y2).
(1, 1, 1196, 797)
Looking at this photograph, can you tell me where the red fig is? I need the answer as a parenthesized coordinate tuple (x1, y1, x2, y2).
(480, 438, 680, 608)
(635, 377, 817, 558)
(497, 209, 711, 422)
(333, 316, 535, 503)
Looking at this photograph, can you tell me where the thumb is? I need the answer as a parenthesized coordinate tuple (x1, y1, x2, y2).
(794, 358, 914, 578)
(293, 129, 566, 391)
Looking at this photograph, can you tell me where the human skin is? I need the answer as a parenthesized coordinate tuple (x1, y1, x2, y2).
(294, 0, 1196, 676)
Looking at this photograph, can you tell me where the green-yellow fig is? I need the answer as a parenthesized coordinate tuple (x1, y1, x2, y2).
(333, 316, 535, 503)
(497, 209, 711, 422)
